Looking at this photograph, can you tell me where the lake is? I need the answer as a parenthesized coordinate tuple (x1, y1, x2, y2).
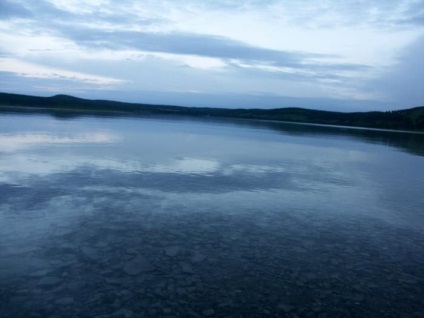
(1, 112, 423, 317)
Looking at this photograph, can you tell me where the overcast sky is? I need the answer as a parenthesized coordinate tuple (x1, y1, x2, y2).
(1, 0, 423, 111)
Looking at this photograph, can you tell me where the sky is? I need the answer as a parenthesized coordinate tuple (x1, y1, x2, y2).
(0, 0, 424, 111)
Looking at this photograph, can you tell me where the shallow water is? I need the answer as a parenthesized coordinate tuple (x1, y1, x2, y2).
(1, 113, 424, 317)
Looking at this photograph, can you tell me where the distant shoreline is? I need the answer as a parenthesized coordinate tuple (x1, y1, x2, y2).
(1, 92, 423, 132)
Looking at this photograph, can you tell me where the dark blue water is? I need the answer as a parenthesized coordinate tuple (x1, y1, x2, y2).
(1, 113, 424, 317)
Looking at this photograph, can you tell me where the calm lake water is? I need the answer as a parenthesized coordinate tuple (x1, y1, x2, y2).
(1, 112, 424, 317)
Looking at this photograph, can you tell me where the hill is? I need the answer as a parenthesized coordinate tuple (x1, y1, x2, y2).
(0, 92, 423, 131)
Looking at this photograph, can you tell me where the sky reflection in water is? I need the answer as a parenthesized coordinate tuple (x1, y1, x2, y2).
(1, 113, 424, 317)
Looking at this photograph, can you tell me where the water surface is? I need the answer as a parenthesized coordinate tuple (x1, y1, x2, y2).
(1, 113, 424, 317)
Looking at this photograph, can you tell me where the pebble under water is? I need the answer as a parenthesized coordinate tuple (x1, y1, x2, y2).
(1, 114, 424, 317)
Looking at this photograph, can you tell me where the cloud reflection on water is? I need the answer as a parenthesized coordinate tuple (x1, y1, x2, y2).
(0, 132, 119, 152)
(148, 158, 220, 175)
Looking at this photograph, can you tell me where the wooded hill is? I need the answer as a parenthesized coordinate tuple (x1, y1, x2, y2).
(1, 92, 423, 131)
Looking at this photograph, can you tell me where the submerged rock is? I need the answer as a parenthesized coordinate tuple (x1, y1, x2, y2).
(179, 261, 194, 274)
(190, 252, 206, 263)
(94, 308, 133, 318)
(202, 308, 215, 316)
(81, 247, 101, 262)
(278, 304, 295, 313)
(55, 297, 74, 306)
(164, 246, 181, 257)
(123, 255, 153, 276)
(38, 276, 62, 287)
(29, 269, 50, 277)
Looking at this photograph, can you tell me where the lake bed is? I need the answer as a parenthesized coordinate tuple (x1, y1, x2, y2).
(1, 113, 423, 317)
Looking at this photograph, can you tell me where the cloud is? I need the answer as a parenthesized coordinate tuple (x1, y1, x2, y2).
(64, 27, 303, 65)
(0, 58, 126, 86)
(57, 26, 370, 75)
(0, 0, 370, 72)
(264, 0, 424, 29)
(370, 35, 424, 107)
(0, 71, 111, 95)
(0, 132, 119, 152)
(396, 1, 424, 26)
(0, 0, 423, 110)
(0, 0, 76, 22)
(0, 0, 33, 19)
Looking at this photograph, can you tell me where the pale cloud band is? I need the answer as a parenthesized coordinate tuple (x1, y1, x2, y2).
(0, 58, 125, 85)
(0, 0, 423, 110)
